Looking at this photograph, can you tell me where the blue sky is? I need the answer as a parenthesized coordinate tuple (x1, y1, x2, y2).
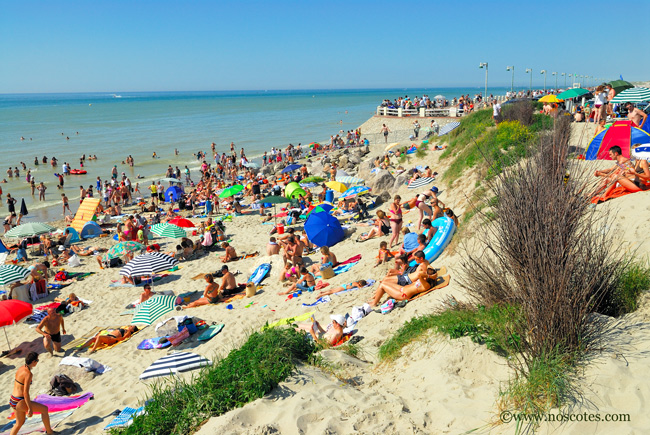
(1, 0, 647, 93)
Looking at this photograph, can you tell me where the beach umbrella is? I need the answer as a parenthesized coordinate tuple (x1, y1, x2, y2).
(260, 195, 291, 226)
(299, 182, 319, 189)
(539, 94, 563, 103)
(438, 121, 461, 137)
(243, 162, 260, 169)
(281, 164, 302, 174)
(306, 203, 334, 217)
(336, 176, 364, 185)
(131, 294, 177, 326)
(19, 199, 28, 217)
(408, 177, 436, 189)
(308, 142, 320, 148)
(301, 176, 325, 183)
(0, 264, 31, 286)
(325, 181, 347, 193)
(585, 120, 650, 160)
(168, 217, 195, 228)
(385, 142, 400, 151)
(139, 352, 212, 380)
(119, 252, 179, 278)
(304, 212, 345, 248)
(434, 95, 445, 100)
(608, 80, 634, 94)
(0, 299, 33, 351)
(5, 222, 56, 238)
(340, 185, 370, 199)
(104, 241, 144, 261)
(284, 182, 304, 199)
(218, 184, 243, 199)
(610, 87, 650, 104)
(150, 223, 187, 239)
(557, 88, 590, 100)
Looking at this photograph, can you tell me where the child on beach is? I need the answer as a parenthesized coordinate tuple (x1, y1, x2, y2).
(278, 267, 315, 295)
(375, 241, 394, 267)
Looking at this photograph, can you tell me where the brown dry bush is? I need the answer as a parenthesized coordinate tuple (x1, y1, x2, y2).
(500, 100, 535, 127)
(460, 115, 624, 363)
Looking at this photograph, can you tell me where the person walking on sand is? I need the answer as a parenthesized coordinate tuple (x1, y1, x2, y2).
(413, 120, 420, 138)
(9, 352, 55, 435)
(380, 124, 390, 143)
(35, 308, 66, 356)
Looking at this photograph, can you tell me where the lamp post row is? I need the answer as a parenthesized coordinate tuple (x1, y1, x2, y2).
(480, 63, 604, 93)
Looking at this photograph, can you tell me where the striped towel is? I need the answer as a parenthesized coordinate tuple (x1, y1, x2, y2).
(104, 406, 145, 430)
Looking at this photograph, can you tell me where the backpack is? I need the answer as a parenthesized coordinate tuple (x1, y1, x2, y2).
(50, 374, 77, 396)
(54, 270, 69, 281)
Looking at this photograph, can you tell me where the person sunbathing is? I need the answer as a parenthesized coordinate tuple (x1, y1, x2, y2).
(592, 146, 634, 197)
(89, 325, 138, 353)
(139, 284, 155, 304)
(316, 279, 367, 298)
(278, 266, 316, 295)
(369, 267, 438, 307)
(182, 274, 220, 309)
(309, 246, 338, 274)
(267, 237, 281, 256)
(358, 210, 391, 241)
(295, 314, 345, 346)
(382, 251, 429, 287)
(55, 292, 84, 314)
(71, 245, 101, 256)
(219, 242, 237, 262)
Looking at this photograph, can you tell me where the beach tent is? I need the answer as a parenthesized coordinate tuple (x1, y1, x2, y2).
(65, 227, 81, 244)
(71, 198, 100, 233)
(164, 186, 183, 203)
(80, 221, 102, 239)
(585, 120, 650, 160)
(284, 182, 305, 199)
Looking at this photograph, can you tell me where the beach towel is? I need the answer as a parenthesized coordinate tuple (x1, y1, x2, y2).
(0, 410, 74, 435)
(223, 292, 246, 303)
(338, 254, 362, 265)
(137, 336, 172, 350)
(103, 406, 145, 430)
(85, 326, 142, 351)
(59, 356, 111, 374)
(62, 326, 105, 351)
(331, 262, 357, 275)
(591, 185, 642, 204)
(25, 310, 48, 323)
(8, 393, 93, 419)
(408, 275, 451, 301)
(262, 311, 316, 330)
(169, 327, 190, 346)
(120, 308, 136, 316)
(301, 296, 331, 307)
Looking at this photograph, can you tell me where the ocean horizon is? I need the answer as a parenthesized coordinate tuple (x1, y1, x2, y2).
(1, 87, 511, 222)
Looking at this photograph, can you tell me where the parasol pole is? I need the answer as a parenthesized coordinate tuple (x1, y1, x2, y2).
(4, 327, 12, 351)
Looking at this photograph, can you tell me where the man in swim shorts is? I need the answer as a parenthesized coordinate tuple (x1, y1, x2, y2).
(36, 308, 66, 355)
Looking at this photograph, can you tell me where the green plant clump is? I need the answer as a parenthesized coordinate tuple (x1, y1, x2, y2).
(112, 327, 316, 435)
(597, 260, 650, 317)
(379, 304, 523, 362)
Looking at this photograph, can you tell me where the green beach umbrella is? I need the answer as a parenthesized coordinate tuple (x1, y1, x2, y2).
(218, 184, 244, 199)
(260, 195, 291, 226)
(0, 265, 31, 287)
(608, 80, 634, 94)
(5, 222, 56, 238)
(131, 294, 177, 325)
(150, 223, 187, 239)
(104, 241, 145, 261)
(301, 176, 325, 183)
(557, 88, 590, 100)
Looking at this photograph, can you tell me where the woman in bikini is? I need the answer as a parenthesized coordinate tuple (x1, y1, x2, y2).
(89, 325, 138, 354)
(369, 267, 438, 307)
(182, 274, 220, 309)
(388, 195, 403, 248)
(310, 246, 338, 274)
(9, 352, 55, 435)
(402, 193, 433, 231)
(359, 210, 391, 241)
(606, 158, 650, 195)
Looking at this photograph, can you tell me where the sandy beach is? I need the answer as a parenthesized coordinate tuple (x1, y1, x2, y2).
(1, 117, 649, 435)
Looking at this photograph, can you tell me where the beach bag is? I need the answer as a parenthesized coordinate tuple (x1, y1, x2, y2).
(50, 374, 77, 396)
(54, 270, 69, 281)
(245, 282, 257, 298)
(108, 257, 123, 268)
(177, 318, 197, 335)
(320, 262, 335, 279)
(67, 255, 81, 267)
(169, 327, 190, 346)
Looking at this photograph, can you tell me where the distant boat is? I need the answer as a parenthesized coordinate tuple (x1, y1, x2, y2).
(112, 94, 122, 98)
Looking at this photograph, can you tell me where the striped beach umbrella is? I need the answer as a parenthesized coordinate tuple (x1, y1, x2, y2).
(139, 352, 212, 380)
(438, 121, 461, 137)
(340, 185, 370, 199)
(610, 87, 650, 104)
(0, 265, 31, 286)
(119, 252, 179, 277)
(408, 177, 436, 189)
(336, 176, 364, 185)
(5, 222, 56, 238)
(150, 223, 187, 239)
(104, 241, 144, 261)
(131, 295, 177, 325)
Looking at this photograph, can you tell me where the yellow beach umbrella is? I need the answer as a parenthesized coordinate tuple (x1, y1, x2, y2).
(385, 142, 400, 151)
(539, 94, 563, 103)
(325, 181, 347, 193)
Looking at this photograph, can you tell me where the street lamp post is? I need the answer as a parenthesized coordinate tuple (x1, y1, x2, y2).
(506, 66, 514, 93)
(479, 62, 488, 101)
(552, 72, 557, 91)
(540, 70, 547, 91)
(525, 68, 532, 92)
(561, 73, 566, 87)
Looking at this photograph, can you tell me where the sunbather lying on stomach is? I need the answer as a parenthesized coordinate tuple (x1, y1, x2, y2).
(369, 267, 438, 307)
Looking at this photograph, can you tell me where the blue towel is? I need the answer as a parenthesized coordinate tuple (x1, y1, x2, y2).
(332, 262, 357, 275)
(402, 233, 418, 252)
(104, 406, 145, 430)
(301, 296, 331, 307)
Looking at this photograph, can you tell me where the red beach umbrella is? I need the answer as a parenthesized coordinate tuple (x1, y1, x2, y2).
(0, 300, 33, 351)
(168, 217, 195, 228)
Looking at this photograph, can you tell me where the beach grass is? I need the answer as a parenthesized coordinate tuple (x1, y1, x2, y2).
(111, 327, 315, 435)
(378, 303, 524, 362)
(597, 259, 650, 317)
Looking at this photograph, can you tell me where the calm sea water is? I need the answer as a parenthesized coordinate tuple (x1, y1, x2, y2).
(0, 87, 510, 222)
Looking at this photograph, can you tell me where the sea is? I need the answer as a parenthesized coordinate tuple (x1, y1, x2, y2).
(0, 87, 511, 222)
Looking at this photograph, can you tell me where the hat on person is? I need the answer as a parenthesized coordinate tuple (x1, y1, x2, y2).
(330, 314, 346, 326)
(430, 186, 439, 193)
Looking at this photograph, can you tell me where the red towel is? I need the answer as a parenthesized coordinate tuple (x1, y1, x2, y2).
(338, 254, 362, 266)
(591, 186, 639, 204)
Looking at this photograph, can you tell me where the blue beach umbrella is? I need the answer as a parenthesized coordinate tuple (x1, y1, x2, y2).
(281, 164, 302, 174)
(304, 212, 345, 247)
(438, 121, 461, 136)
(340, 185, 370, 199)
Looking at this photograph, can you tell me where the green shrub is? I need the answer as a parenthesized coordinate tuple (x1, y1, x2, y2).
(113, 327, 315, 435)
(596, 260, 650, 317)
